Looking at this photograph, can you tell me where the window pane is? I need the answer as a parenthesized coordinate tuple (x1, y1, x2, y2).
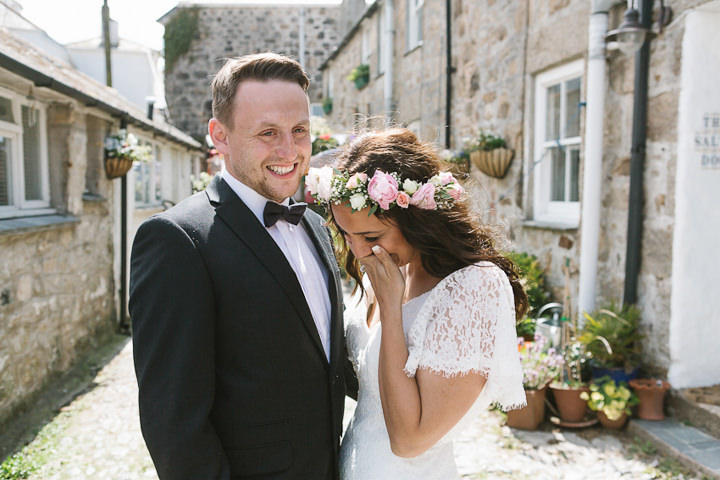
(550, 146, 565, 201)
(22, 106, 42, 201)
(569, 147, 580, 201)
(0, 97, 14, 123)
(565, 77, 581, 138)
(545, 84, 560, 141)
(0, 136, 11, 206)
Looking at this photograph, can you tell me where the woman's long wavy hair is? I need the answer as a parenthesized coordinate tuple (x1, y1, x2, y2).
(328, 128, 529, 321)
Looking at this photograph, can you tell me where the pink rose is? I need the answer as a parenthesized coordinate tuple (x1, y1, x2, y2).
(410, 183, 437, 210)
(396, 191, 410, 208)
(446, 182, 464, 200)
(367, 171, 399, 210)
(346, 172, 367, 190)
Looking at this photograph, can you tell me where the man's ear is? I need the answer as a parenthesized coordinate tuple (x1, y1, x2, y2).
(208, 118, 229, 155)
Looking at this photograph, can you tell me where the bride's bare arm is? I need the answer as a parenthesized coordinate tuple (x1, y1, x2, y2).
(360, 246, 487, 458)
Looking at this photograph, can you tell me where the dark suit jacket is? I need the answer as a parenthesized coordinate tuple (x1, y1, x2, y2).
(129, 175, 346, 480)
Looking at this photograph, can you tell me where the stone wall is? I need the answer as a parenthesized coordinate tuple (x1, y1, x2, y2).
(0, 107, 117, 426)
(163, 4, 342, 140)
(318, 0, 712, 374)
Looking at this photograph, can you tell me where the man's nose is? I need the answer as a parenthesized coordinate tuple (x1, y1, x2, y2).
(276, 132, 297, 160)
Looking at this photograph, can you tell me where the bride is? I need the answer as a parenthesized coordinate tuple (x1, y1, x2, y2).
(307, 128, 529, 479)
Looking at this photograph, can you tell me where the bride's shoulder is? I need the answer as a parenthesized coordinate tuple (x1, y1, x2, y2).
(438, 261, 509, 291)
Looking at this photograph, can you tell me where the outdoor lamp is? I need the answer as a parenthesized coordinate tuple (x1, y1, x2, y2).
(606, 7, 648, 55)
(606, 1, 673, 56)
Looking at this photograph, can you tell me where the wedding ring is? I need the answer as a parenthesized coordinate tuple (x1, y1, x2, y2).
(359, 265, 365, 273)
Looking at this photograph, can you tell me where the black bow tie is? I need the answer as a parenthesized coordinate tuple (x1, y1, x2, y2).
(263, 201, 307, 227)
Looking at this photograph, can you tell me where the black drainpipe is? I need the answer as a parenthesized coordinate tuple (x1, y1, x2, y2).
(119, 119, 129, 332)
(623, 0, 653, 305)
(445, 0, 454, 149)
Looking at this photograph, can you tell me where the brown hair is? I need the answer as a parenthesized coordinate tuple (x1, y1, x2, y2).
(211, 52, 310, 129)
(329, 128, 529, 320)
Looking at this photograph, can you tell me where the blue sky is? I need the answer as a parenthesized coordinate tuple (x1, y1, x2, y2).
(19, 0, 342, 51)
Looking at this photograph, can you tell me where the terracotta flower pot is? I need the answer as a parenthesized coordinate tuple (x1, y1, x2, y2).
(597, 411, 628, 429)
(506, 386, 547, 430)
(551, 384, 590, 423)
(629, 379, 671, 420)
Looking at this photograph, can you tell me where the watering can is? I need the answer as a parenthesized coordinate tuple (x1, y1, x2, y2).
(535, 302, 564, 349)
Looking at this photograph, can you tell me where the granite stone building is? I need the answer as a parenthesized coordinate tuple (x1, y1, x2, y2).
(0, 22, 202, 427)
(321, 0, 720, 389)
(159, 1, 345, 141)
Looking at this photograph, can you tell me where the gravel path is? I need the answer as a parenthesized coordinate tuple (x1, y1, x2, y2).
(7, 338, 703, 480)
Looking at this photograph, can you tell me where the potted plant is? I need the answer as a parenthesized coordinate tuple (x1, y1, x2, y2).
(506, 333, 564, 430)
(580, 376, 639, 429)
(578, 302, 643, 383)
(550, 340, 592, 424)
(464, 130, 514, 178)
(347, 64, 370, 90)
(103, 129, 152, 179)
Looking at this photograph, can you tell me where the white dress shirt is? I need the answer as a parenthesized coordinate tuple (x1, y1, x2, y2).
(220, 169, 332, 360)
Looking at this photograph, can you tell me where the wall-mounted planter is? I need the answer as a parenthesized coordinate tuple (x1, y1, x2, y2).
(353, 75, 369, 90)
(104, 155, 133, 180)
(347, 64, 370, 90)
(470, 147, 515, 179)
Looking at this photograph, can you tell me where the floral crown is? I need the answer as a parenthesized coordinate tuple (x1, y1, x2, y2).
(305, 166, 464, 214)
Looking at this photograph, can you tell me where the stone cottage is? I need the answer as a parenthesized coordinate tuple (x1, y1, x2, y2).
(321, 0, 720, 389)
(0, 27, 202, 428)
(159, 0, 344, 141)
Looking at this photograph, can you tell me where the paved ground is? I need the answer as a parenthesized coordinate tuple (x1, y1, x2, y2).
(2, 336, 709, 480)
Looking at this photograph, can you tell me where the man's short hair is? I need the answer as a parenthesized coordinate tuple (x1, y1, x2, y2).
(211, 52, 310, 130)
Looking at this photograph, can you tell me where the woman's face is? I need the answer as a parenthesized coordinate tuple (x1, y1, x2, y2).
(331, 204, 419, 268)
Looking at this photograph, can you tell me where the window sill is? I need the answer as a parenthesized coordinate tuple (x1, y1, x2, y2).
(82, 193, 107, 202)
(0, 214, 80, 236)
(403, 43, 423, 57)
(522, 219, 578, 231)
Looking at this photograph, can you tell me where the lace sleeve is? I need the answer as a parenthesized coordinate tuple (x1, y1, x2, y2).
(404, 262, 526, 411)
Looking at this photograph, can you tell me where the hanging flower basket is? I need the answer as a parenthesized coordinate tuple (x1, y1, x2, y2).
(104, 154, 134, 180)
(103, 129, 152, 180)
(470, 147, 515, 179)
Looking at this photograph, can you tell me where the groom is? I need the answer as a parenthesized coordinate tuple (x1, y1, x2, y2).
(130, 53, 348, 479)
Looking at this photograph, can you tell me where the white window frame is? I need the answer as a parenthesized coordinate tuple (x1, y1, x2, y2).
(377, 7, 386, 75)
(133, 137, 163, 207)
(406, 0, 423, 52)
(0, 87, 51, 219)
(361, 27, 371, 65)
(533, 60, 584, 226)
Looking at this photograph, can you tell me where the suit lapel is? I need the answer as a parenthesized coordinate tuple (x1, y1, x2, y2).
(207, 176, 327, 361)
(302, 211, 344, 369)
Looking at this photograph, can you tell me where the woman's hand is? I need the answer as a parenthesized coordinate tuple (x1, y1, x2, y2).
(358, 245, 405, 316)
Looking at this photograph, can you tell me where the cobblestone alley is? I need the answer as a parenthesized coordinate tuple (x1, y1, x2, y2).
(2, 336, 707, 480)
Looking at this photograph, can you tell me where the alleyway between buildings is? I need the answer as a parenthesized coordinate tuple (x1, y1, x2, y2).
(1, 335, 708, 480)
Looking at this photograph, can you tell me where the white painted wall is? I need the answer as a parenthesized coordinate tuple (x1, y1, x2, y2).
(668, 3, 720, 388)
(68, 45, 163, 112)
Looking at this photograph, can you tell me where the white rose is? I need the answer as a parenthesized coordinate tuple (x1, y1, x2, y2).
(428, 175, 442, 186)
(402, 179, 419, 194)
(316, 167, 334, 200)
(349, 193, 367, 210)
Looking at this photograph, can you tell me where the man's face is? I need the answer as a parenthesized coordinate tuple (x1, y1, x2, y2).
(210, 80, 311, 202)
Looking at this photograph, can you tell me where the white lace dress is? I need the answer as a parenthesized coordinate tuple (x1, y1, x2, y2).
(339, 261, 526, 480)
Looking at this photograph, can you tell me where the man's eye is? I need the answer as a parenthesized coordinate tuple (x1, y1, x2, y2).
(294, 127, 308, 134)
(261, 131, 275, 137)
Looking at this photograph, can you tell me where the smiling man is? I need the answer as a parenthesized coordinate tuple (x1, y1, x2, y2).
(130, 53, 348, 480)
